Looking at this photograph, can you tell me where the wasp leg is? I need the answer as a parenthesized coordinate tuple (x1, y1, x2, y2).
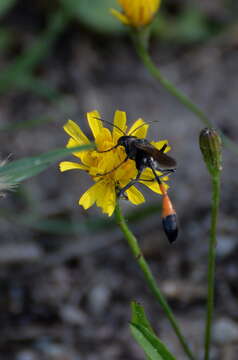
(118, 169, 173, 198)
(96, 156, 129, 176)
(159, 143, 167, 152)
(96, 144, 118, 153)
(118, 168, 143, 198)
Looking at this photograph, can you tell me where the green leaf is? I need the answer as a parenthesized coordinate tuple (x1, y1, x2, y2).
(130, 323, 176, 360)
(131, 301, 155, 360)
(60, 0, 125, 34)
(0, 144, 94, 184)
(0, 0, 17, 17)
(131, 301, 154, 333)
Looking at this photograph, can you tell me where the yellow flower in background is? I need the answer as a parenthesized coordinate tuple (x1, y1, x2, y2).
(59, 110, 170, 216)
(111, 0, 161, 28)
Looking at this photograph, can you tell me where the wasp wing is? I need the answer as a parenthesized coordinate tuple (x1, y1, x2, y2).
(135, 142, 177, 169)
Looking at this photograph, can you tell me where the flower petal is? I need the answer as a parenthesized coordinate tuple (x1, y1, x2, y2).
(66, 138, 95, 167)
(110, 8, 130, 25)
(128, 118, 148, 138)
(126, 185, 145, 204)
(150, 140, 171, 153)
(141, 180, 169, 194)
(113, 110, 127, 142)
(87, 110, 103, 139)
(59, 161, 88, 172)
(96, 182, 116, 216)
(63, 120, 89, 144)
(79, 182, 102, 210)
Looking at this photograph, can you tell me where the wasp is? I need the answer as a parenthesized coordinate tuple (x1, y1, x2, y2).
(95, 118, 178, 243)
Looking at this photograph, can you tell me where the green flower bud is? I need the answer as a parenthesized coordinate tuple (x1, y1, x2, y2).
(199, 128, 222, 176)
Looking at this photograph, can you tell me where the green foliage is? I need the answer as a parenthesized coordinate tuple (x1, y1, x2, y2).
(0, 0, 17, 17)
(60, 0, 125, 34)
(131, 302, 176, 360)
(0, 144, 94, 184)
(0, 10, 68, 97)
(152, 6, 216, 43)
(0, 29, 12, 50)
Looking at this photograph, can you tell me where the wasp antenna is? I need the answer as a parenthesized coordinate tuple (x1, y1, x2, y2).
(129, 120, 159, 136)
(93, 117, 126, 136)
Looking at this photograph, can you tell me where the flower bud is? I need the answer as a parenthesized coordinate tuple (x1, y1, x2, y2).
(111, 0, 161, 28)
(199, 128, 222, 176)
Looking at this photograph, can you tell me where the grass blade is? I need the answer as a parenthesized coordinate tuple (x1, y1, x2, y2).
(0, 144, 94, 184)
(130, 323, 176, 360)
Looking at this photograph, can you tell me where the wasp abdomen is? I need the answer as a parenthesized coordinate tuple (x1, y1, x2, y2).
(162, 214, 178, 243)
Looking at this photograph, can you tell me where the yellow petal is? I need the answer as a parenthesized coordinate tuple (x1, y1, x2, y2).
(63, 120, 89, 144)
(66, 138, 94, 167)
(141, 180, 169, 194)
(140, 167, 168, 180)
(150, 140, 171, 153)
(126, 185, 145, 204)
(110, 8, 130, 25)
(117, 0, 160, 27)
(96, 127, 113, 151)
(113, 110, 127, 142)
(87, 110, 103, 139)
(79, 182, 102, 210)
(59, 161, 88, 172)
(67, 138, 86, 157)
(128, 118, 148, 138)
(96, 182, 116, 216)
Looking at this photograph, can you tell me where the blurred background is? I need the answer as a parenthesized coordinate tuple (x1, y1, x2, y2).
(0, 0, 238, 359)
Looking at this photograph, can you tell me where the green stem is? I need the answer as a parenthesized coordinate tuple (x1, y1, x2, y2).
(204, 176, 220, 360)
(115, 202, 196, 360)
(132, 33, 238, 155)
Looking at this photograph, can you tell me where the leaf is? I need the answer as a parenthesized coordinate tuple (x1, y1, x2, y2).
(130, 323, 177, 360)
(60, 0, 125, 34)
(0, 0, 17, 17)
(131, 301, 155, 360)
(0, 144, 94, 184)
(131, 301, 154, 333)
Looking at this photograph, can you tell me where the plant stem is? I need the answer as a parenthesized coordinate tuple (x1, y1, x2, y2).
(115, 202, 196, 360)
(133, 33, 211, 128)
(132, 33, 238, 155)
(204, 176, 220, 360)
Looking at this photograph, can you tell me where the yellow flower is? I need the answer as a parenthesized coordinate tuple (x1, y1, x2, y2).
(111, 0, 161, 28)
(59, 110, 170, 216)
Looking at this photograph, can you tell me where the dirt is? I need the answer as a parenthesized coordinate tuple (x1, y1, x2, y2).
(0, 2, 238, 359)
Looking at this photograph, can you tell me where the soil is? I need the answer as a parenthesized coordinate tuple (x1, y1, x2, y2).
(0, 2, 238, 359)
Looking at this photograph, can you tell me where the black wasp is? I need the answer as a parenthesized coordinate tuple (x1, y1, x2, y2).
(95, 117, 178, 243)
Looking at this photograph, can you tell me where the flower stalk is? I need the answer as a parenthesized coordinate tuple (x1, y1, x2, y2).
(115, 201, 196, 360)
(132, 32, 238, 156)
(200, 128, 222, 360)
(132, 33, 211, 128)
(204, 175, 220, 360)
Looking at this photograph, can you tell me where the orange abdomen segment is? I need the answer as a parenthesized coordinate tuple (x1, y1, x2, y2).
(160, 184, 178, 243)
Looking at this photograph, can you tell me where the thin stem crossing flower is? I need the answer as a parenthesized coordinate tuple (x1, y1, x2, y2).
(60, 110, 170, 216)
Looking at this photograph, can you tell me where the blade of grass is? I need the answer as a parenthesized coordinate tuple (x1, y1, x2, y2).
(0, 144, 94, 183)
(130, 323, 176, 360)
